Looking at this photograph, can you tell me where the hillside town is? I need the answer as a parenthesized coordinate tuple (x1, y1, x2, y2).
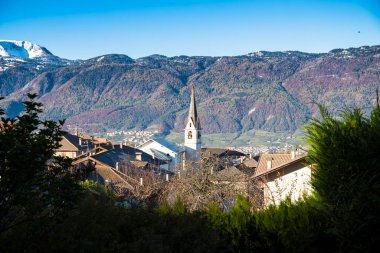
(56, 86, 312, 208)
(1, 0, 379, 251)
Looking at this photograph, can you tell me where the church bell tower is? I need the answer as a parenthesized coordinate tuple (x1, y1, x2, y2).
(184, 85, 201, 162)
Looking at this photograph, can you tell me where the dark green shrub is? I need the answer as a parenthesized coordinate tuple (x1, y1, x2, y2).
(0, 94, 84, 238)
(304, 103, 380, 251)
(254, 197, 333, 252)
(207, 195, 256, 252)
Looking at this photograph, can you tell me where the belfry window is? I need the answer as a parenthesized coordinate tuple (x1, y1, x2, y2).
(188, 131, 192, 139)
(190, 123, 192, 127)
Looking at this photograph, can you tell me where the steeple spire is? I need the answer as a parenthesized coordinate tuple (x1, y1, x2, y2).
(188, 85, 200, 128)
(184, 85, 202, 163)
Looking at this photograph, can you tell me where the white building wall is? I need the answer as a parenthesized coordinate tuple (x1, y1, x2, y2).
(264, 165, 312, 206)
(138, 141, 180, 172)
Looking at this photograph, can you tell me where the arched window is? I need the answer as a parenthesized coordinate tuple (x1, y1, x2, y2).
(190, 123, 192, 127)
(188, 131, 192, 139)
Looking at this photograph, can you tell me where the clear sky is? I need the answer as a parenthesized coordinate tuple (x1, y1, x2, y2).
(0, 0, 379, 59)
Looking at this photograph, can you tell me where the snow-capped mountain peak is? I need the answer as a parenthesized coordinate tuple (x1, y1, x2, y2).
(0, 40, 53, 58)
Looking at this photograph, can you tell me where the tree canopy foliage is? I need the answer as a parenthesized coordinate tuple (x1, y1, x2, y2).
(304, 100, 380, 251)
(0, 93, 84, 235)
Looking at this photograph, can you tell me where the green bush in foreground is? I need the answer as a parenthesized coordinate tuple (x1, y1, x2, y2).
(305, 103, 380, 251)
(254, 197, 333, 253)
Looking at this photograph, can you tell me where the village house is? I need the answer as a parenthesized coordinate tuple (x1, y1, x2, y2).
(59, 86, 313, 205)
(201, 148, 246, 159)
(240, 156, 259, 170)
(55, 133, 94, 158)
(72, 144, 170, 194)
(138, 137, 182, 172)
(201, 147, 248, 169)
(213, 165, 256, 194)
(252, 151, 312, 207)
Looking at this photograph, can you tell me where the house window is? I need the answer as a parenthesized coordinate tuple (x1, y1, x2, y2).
(188, 131, 192, 139)
(190, 123, 192, 127)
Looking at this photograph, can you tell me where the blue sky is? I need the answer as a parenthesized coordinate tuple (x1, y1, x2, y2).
(0, 0, 379, 59)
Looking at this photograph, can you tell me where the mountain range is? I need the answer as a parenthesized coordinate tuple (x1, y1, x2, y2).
(1, 40, 379, 145)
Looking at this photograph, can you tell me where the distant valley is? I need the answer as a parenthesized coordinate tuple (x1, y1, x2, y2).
(1, 40, 379, 147)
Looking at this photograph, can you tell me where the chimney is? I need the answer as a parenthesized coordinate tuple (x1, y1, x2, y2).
(291, 150, 296, 160)
(267, 158, 272, 170)
(240, 157, 244, 164)
(115, 162, 119, 171)
(140, 178, 143, 186)
(135, 152, 142, 161)
(79, 138, 82, 146)
(166, 173, 169, 182)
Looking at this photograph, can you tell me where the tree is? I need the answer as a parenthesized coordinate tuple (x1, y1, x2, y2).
(304, 100, 380, 251)
(0, 94, 84, 235)
(120, 162, 168, 205)
(165, 156, 248, 211)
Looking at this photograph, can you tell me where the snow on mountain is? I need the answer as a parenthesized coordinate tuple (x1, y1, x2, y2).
(0, 40, 53, 58)
(0, 40, 81, 75)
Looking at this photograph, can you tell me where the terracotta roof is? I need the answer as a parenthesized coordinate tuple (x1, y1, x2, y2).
(79, 133, 92, 140)
(201, 148, 246, 157)
(131, 161, 149, 168)
(92, 166, 134, 191)
(93, 138, 112, 145)
(214, 165, 255, 181)
(254, 153, 307, 178)
(57, 133, 94, 152)
(214, 166, 245, 181)
(243, 158, 258, 168)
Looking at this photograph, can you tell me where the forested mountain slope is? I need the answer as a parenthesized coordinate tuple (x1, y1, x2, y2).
(1, 42, 379, 136)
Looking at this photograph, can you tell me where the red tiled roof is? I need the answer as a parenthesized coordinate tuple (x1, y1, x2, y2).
(254, 153, 307, 178)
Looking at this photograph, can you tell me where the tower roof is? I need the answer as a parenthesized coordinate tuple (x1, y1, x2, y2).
(188, 85, 200, 128)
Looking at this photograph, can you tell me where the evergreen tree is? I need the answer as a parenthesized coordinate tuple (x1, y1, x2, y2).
(0, 94, 83, 235)
(304, 99, 380, 251)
